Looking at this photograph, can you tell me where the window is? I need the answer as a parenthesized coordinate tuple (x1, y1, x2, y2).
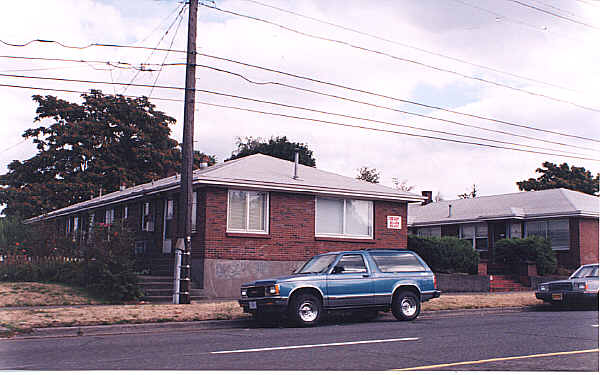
(191, 191, 198, 232)
(65, 217, 72, 234)
(371, 252, 426, 272)
(141, 202, 155, 232)
(460, 222, 488, 251)
(508, 222, 522, 239)
(105, 208, 115, 225)
(73, 216, 79, 232)
(123, 205, 128, 220)
(227, 190, 268, 233)
(525, 219, 569, 251)
(165, 199, 174, 220)
(315, 197, 373, 238)
(334, 254, 367, 274)
(416, 226, 441, 238)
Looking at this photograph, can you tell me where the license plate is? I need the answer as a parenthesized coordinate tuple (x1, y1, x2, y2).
(249, 301, 257, 309)
(551, 293, 563, 301)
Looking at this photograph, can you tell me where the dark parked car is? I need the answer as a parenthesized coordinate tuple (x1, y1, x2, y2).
(239, 249, 441, 327)
(535, 264, 599, 305)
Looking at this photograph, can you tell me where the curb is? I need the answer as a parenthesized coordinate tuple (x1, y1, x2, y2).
(9, 306, 534, 340)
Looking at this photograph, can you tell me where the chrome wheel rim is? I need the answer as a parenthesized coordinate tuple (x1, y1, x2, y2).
(401, 297, 417, 317)
(299, 301, 318, 322)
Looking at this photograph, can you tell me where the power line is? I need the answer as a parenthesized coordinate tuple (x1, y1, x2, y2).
(506, 0, 600, 30)
(122, 2, 187, 94)
(0, 81, 597, 161)
(237, 0, 585, 95)
(193, 100, 599, 162)
(193, 63, 597, 152)
(1, 38, 597, 142)
(149, 3, 187, 96)
(0, 139, 27, 155)
(198, 2, 600, 113)
(0, 54, 181, 71)
(194, 53, 600, 144)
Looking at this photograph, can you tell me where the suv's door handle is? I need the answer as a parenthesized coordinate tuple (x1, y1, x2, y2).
(362, 274, 370, 278)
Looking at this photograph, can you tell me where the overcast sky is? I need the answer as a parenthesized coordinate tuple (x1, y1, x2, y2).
(1, 0, 599, 203)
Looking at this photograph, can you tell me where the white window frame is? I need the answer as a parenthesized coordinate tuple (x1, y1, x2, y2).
(525, 219, 570, 251)
(226, 190, 269, 234)
(123, 205, 128, 220)
(105, 208, 115, 225)
(315, 197, 373, 239)
(460, 222, 489, 251)
(191, 191, 198, 233)
(141, 202, 155, 232)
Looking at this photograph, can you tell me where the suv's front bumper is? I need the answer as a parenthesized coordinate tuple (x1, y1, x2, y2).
(238, 297, 289, 314)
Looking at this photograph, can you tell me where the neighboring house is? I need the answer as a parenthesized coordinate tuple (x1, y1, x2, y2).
(408, 189, 599, 270)
(26, 154, 423, 298)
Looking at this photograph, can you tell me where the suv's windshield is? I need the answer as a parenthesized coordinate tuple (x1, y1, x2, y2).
(295, 254, 338, 274)
(571, 265, 599, 279)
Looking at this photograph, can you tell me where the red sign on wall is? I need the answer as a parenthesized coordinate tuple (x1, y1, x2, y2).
(387, 216, 402, 230)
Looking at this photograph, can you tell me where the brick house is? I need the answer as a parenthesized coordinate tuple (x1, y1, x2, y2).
(26, 154, 423, 297)
(408, 189, 599, 271)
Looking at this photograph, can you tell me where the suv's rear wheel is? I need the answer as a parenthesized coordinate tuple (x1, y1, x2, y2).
(289, 293, 322, 327)
(392, 290, 420, 321)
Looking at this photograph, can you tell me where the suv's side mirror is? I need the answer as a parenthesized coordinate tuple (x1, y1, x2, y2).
(332, 265, 345, 274)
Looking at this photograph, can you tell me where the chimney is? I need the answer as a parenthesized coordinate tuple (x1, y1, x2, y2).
(199, 155, 211, 169)
(292, 149, 299, 180)
(421, 190, 433, 205)
(448, 204, 453, 217)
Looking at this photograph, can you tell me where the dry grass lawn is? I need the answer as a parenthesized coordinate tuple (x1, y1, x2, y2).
(0, 286, 542, 332)
(0, 282, 102, 307)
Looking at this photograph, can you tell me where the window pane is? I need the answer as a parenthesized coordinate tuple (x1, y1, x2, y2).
(228, 191, 246, 230)
(372, 252, 426, 272)
(548, 219, 569, 250)
(461, 224, 475, 239)
(316, 198, 343, 235)
(475, 238, 488, 250)
(476, 223, 488, 237)
(248, 192, 266, 231)
(337, 254, 367, 273)
(526, 221, 546, 238)
(509, 223, 522, 238)
(345, 200, 372, 236)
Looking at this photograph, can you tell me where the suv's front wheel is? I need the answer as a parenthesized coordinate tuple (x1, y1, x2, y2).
(392, 290, 420, 321)
(289, 293, 322, 327)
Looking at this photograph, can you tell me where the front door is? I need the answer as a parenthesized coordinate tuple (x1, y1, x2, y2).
(326, 254, 373, 307)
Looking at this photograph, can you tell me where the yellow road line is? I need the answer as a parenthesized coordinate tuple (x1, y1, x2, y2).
(393, 348, 599, 371)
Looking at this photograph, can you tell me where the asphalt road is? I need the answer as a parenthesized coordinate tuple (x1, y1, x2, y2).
(2, 306, 598, 371)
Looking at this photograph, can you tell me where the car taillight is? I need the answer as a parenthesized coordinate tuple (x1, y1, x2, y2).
(434, 275, 437, 289)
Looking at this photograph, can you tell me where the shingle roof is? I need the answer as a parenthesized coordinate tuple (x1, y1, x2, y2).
(408, 188, 600, 226)
(26, 154, 423, 223)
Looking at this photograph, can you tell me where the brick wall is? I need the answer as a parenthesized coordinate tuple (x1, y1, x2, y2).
(200, 187, 407, 261)
(579, 217, 599, 265)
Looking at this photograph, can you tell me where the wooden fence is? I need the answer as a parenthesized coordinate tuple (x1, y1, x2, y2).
(0, 254, 81, 265)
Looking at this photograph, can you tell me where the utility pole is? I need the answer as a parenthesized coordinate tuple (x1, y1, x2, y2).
(175, 0, 198, 304)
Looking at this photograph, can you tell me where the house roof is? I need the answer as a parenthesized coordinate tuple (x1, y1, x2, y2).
(26, 154, 423, 223)
(408, 188, 600, 226)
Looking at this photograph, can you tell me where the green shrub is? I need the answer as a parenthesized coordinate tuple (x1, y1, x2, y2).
(494, 236, 556, 276)
(0, 220, 142, 302)
(408, 235, 480, 274)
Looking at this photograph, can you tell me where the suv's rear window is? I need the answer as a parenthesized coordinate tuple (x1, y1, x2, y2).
(371, 252, 426, 272)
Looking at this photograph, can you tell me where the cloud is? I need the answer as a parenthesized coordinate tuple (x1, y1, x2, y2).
(0, 0, 598, 206)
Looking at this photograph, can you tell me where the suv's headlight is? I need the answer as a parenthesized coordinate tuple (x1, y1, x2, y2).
(574, 282, 587, 290)
(241, 288, 248, 297)
(265, 284, 280, 296)
(539, 285, 548, 291)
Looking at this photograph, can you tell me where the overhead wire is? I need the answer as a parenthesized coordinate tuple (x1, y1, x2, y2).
(505, 0, 600, 30)
(0, 80, 597, 161)
(0, 38, 598, 142)
(237, 0, 585, 95)
(192, 63, 597, 152)
(198, 2, 600, 113)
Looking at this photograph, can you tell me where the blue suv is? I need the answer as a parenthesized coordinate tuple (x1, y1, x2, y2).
(239, 249, 441, 327)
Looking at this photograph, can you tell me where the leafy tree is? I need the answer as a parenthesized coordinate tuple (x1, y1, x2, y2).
(226, 136, 316, 166)
(458, 184, 478, 199)
(0, 216, 30, 254)
(494, 237, 556, 276)
(357, 167, 380, 183)
(392, 178, 414, 191)
(516, 162, 599, 195)
(0, 91, 215, 218)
